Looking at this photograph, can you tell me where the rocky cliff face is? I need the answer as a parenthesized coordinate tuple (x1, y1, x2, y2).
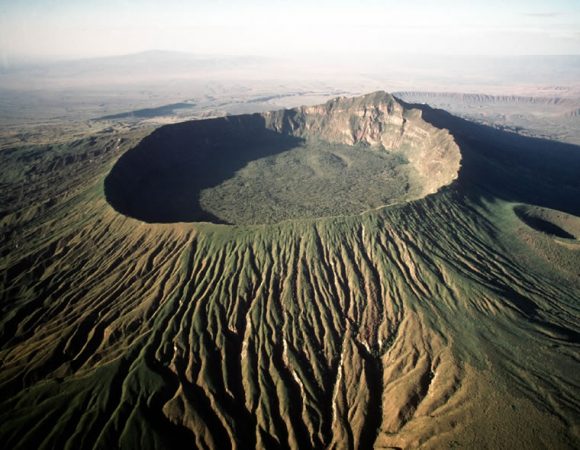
(263, 91, 462, 195)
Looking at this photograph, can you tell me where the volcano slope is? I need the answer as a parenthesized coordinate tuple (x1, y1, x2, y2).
(0, 92, 579, 449)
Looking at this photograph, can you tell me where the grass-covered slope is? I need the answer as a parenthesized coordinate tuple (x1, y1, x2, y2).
(0, 93, 579, 449)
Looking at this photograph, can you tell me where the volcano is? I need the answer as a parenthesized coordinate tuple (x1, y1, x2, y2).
(1, 92, 579, 449)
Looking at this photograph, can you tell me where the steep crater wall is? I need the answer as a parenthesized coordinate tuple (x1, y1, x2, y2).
(105, 92, 461, 224)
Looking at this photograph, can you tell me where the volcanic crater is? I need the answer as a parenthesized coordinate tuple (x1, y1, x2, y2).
(105, 92, 462, 225)
(514, 204, 580, 240)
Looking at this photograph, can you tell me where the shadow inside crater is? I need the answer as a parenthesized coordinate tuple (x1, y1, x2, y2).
(105, 114, 303, 224)
(514, 210, 575, 239)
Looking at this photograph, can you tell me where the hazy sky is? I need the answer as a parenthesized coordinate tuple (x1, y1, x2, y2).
(1, 0, 579, 60)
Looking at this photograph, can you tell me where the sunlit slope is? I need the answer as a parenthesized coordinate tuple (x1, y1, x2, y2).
(0, 95, 579, 449)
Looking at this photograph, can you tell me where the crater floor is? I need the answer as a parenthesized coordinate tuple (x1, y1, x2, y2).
(199, 140, 414, 224)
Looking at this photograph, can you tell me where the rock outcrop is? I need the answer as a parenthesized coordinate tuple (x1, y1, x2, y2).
(263, 91, 461, 195)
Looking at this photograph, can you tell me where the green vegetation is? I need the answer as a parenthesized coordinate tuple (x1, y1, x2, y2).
(200, 140, 413, 224)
